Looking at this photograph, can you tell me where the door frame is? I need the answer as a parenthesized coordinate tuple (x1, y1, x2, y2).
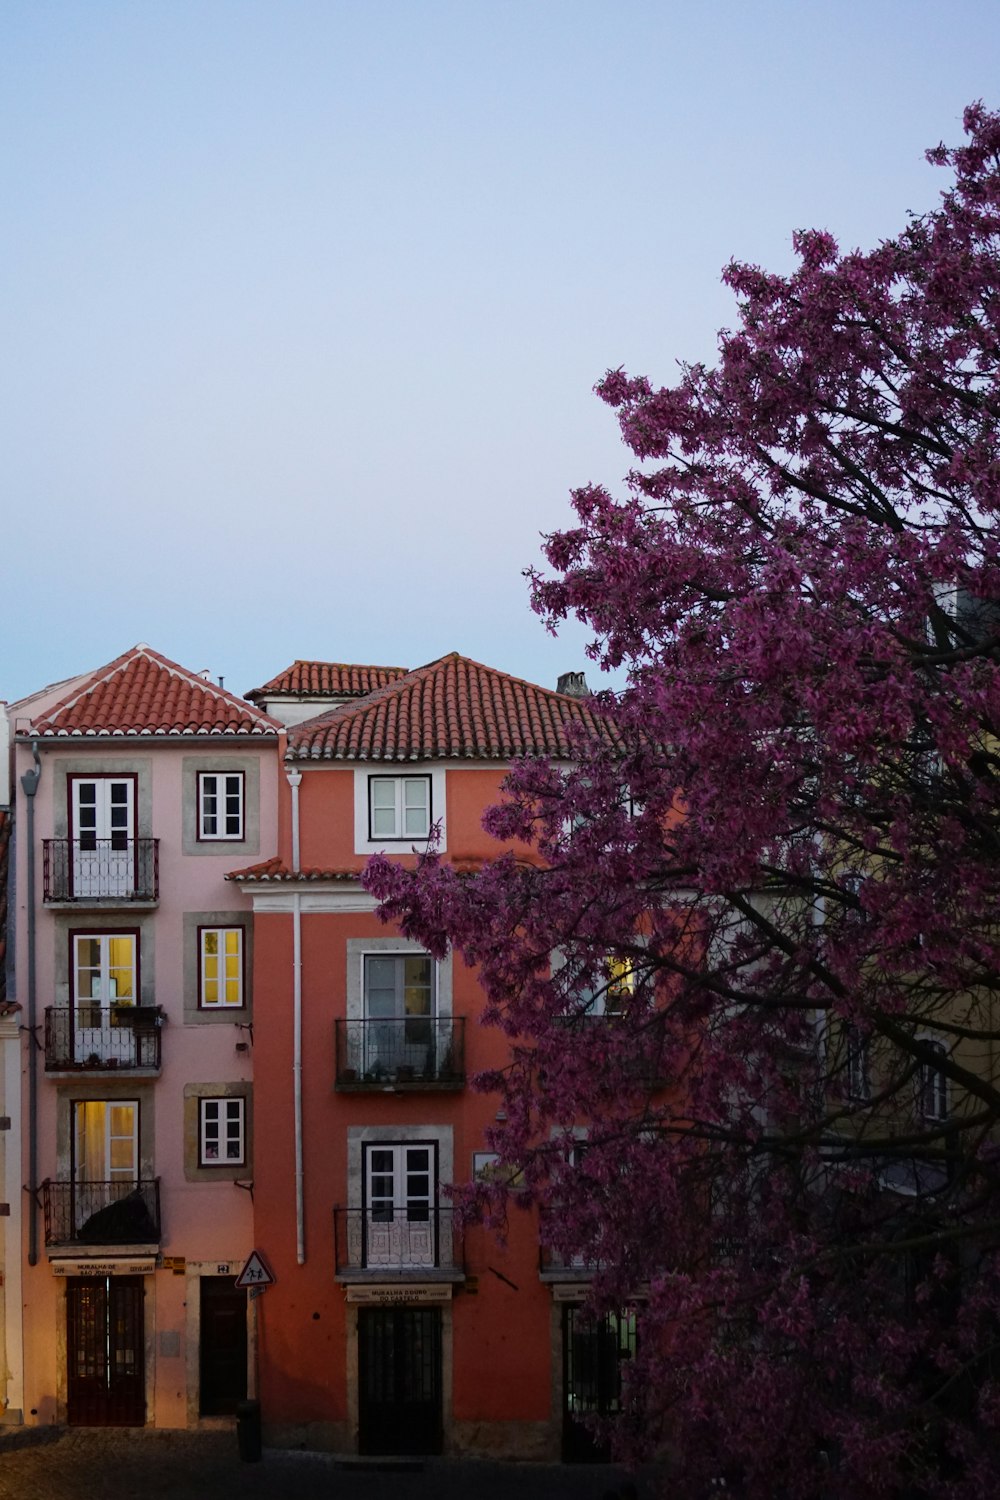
(357, 1304, 443, 1455)
(362, 1140, 438, 1270)
(559, 1302, 637, 1463)
(68, 774, 138, 897)
(69, 929, 141, 1063)
(198, 1276, 249, 1416)
(65, 1275, 147, 1426)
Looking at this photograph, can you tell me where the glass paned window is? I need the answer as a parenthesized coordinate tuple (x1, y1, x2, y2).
(368, 776, 431, 840)
(919, 1041, 948, 1121)
(845, 1027, 871, 1100)
(200, 1098, 245, 1165)
(74, 1100, 138, 1181)
(74, 933, 136, 1027)
(200, 927, 244, 1008)
(198, 773, 245, 841)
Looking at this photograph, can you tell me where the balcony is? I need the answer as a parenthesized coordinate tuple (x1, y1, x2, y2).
(333, 1207, 463, 1276)
(538, 1242, 600, 1280)
(538, 1210, 603, 1280)
(44, 1006, 163, 1073)
(334, 1017, 465, 1090)
(43, 839, 159, 904)
(42, 1179, 161, 1247)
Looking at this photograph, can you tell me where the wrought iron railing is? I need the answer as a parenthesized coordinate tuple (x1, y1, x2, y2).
(538, 1242, 601, 1275)
(44, 1006, 163, 1071)
(43, 839, 159, 902)
(42, 1178, 161, 1246)
(538, 1210, 603, 1275)
(334, 1017, 465, 1088)
(333, 1206, 463, 1273)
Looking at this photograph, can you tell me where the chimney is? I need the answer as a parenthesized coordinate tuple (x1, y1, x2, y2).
(557, 671, 589, 698)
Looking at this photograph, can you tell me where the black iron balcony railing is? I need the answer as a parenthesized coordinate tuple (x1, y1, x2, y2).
(44, 1006, 163, 1072)
(42, 1178, 161, 1247)
(43, 839, 159, 902)
(334, 1017, 465, 1089)
(538, 1242, 601, 1276)
(538, 1210, 603, 1276)
(333, 1206, 463, 1274)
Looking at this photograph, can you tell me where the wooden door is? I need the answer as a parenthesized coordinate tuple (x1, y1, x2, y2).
(199, 1278, 248, 1415)
(67, 1276, 145, 1426)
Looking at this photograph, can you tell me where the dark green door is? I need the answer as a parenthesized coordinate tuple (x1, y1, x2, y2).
(562, 1305, 636, 1462)
(358, 1306, 442, 1454)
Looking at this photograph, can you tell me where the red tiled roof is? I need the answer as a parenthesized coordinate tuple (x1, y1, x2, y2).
(287, 653, 619, 762)
(246, 661, 408, 701)
(226, 857, 362, 883)
(28, 646, 282, 739)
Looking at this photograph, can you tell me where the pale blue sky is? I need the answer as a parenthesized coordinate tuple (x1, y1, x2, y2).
(4, 1, 999, 704)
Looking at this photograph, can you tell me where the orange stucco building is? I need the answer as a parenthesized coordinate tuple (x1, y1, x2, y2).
(233, 654, 612, 1458)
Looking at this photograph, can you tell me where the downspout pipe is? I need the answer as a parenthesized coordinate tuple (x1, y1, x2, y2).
(20, 743, 41, 1268)
(292, 891, 304, 1264)
(284, 765, 305, 1263)
(286, 767, 302, 877)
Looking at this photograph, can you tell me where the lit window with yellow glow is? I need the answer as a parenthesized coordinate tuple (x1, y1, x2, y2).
(200, 927, 244, 1008)
(605, 957, 634, 1013)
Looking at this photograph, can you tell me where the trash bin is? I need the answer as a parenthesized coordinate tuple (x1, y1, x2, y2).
(236, 1398, 262, 1463)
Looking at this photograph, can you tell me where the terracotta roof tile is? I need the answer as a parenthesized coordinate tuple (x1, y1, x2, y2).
(28, 646, 281, 739)
(287, 653, 619, 762)
(247, 660, 408, 701)
(226, 857, 361, 883)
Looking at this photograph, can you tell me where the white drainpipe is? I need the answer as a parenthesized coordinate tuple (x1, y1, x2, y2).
(292, 889, 304, 1264)
(285, 764, 305, 1263)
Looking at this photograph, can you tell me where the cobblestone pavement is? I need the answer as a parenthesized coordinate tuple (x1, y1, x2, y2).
(0, 1429, 650, 1500)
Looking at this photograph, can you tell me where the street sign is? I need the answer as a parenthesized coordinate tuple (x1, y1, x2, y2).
(235, 1250, 275, 1289)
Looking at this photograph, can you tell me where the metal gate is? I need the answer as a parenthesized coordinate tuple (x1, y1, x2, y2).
(66, 1276, 145, 1426)
(562, 1305, 636, 1463)
(358, 1306, 442, 1455)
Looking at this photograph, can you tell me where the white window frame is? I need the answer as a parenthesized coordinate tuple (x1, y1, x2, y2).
(197, 771, 245, 842)
(73, 1099, 139, 1183)
(367, 775, 432, 841)
(918, 1038, 949, 1122)
(361, 1140, 438, 1269)
(353, 765, 448, 855)
(363, 952, 436, 1020)
(73, 932, 138, 1025)
(198, 926, 245, 1009)
(199, 1097, 246, 1166)
(365, 1140, 436, 1219)
(360, 951, 438, 1079)
(555, 950, 635, 1017)
(845, 1027, 871, 1102)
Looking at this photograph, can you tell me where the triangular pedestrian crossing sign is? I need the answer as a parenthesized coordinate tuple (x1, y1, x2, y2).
(235, 1250, 275, 1288)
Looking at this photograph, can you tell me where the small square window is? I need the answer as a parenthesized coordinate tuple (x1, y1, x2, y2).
(199, 927, 245, 1009)
(198, 772, 245, 841)
(200, 1097, 245, 1166)
(368, 776, 431, 840)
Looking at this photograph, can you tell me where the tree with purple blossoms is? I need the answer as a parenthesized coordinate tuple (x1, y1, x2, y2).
(367, 106, 1000, 1499)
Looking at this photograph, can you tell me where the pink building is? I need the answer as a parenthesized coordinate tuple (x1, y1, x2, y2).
(8, 646, 280, 1428)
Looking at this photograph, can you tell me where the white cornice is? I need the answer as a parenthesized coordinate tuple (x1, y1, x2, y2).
(247, 885, 378, 915)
